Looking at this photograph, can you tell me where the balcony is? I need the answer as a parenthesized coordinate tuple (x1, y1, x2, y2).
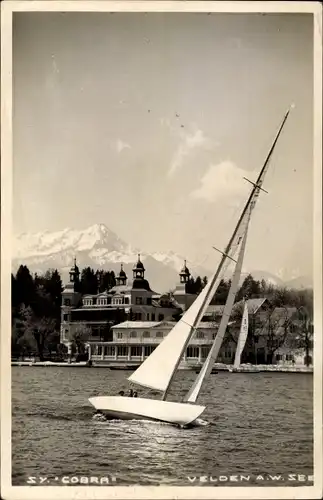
(112, 336, 214, 345)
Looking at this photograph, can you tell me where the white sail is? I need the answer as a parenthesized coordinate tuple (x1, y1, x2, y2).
(128, 206, 251, 394)
(233, 302, 249, 369)
(184, 209, 251, 403)
(128, 263, 228, 393)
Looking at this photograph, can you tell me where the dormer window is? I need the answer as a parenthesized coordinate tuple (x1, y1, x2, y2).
(64, 299, 71, 306)
(136, 297, 143, 305)
(130, 331, 137, 338)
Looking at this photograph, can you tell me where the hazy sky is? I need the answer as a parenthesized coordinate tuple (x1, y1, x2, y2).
(13, 12, 314, 279)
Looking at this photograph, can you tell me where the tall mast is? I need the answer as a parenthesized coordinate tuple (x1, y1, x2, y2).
(183, 105, 293, 403)
(128, 106, 293, 402)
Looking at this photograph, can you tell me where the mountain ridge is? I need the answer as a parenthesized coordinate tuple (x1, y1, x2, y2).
(12, 223, 312, 292)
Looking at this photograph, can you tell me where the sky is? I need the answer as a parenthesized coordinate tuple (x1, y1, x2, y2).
(12, 12, 314, 280)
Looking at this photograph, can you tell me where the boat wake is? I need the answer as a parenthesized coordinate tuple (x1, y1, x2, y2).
(194, 418, 209, 426)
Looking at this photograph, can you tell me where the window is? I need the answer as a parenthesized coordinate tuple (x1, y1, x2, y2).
(124, 297, 129, 304)
(212, 332, 216, 340)
(112, 298, 122, 305)
(117, 332, 123, 339)
(276, 354, 282, 361)
(144, 346, 156, 357)
(201, 347, 210, 359)
(146, 298, 152, 305)
(130, 331, 137, 338)
(104, 346, 115, 356)
(131, 346, 142, 357)
(158, 314, 164, 321)
(156, 332, 163, 338)
(196, 331, 204, 339)
(136, 297, 143, 305)
(143, 331, 150, 338)
(146, 313, 150, 321)
(117, 346, 128, 357)
(63, 314, 69, 322)
(97, 346, 102, 355)
(286, 354, 294, 361)
(186, 347, 199, 358)
(64, 299, 71, 306)
(151, 314, 155, 321)
(135, 313, 142, 321)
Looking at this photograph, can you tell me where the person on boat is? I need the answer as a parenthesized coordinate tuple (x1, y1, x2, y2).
(118, 390, 125, 396)
(128, 389, 133, 397)
(133, 391, 138, 398)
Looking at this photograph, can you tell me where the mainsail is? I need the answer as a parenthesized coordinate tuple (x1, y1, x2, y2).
(233, 301, 249, 370)
(128, 105, 293, 399)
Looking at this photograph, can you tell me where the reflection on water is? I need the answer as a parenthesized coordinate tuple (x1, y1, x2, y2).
(12, 367, 313, 485)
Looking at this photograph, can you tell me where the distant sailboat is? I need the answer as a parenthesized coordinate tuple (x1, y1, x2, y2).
(228, 301, 260, 373)
(88, 106, 293, 427)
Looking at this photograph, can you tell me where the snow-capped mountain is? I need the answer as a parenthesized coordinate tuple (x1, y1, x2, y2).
(12, 223, 209, 292)
(12, 223, 312, 291)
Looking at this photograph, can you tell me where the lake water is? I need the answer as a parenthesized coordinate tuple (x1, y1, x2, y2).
(12, 367, 313, 486)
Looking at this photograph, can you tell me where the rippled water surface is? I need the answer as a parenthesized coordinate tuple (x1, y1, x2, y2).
(12, 367, 313, 486)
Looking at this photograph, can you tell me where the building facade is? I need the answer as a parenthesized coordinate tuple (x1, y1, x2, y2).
(60, 256, 184, 345)
(61, 260, 313, 368)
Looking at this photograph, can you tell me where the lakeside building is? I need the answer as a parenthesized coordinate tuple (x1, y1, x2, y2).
(61, 260, 313, 369)
(60, 256, 192, 344)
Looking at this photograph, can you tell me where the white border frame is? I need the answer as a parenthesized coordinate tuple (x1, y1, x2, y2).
(1, 2, 322, 499)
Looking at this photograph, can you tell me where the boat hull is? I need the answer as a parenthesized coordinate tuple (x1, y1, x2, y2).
(89, 396, 205, 426)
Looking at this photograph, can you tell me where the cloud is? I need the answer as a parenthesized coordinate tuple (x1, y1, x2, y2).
(168, 129, 212, 177)
(190, 161, 252, 203)
(115, 140, 131, 153)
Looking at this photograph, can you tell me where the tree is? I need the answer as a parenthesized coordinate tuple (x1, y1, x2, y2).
(68, 323, 91, 357)
(260, 306, 291, 364)
(213, 279, 230, 304)
(236, 274, 261, 301)
(80, 267, 98, 295)
(102, 270, 116, 291)
(287, 305, 313, 366)
(19, 305, 57, 361)
(15, 265, 36, 307)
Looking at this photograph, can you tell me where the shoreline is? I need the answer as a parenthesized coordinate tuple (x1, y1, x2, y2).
(11, 361, 313, 373)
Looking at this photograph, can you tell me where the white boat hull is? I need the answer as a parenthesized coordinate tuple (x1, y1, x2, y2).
(89, 396, 205, 427)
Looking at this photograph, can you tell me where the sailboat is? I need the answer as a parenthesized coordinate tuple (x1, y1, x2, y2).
(89, 106, 293, 427)
(228, 301, 261, 373)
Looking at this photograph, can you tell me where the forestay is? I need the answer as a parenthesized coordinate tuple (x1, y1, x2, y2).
(233, 302, 249, 369)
